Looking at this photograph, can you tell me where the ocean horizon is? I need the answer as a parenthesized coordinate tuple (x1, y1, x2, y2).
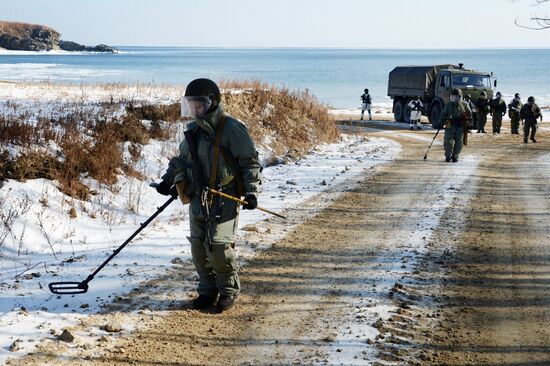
(1, 46, 549, 109)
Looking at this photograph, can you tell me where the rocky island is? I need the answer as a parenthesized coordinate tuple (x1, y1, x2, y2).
(0, 20, 117, 53)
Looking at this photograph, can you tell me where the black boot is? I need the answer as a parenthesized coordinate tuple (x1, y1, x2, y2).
(524, 138, 528, 143)
(192, 295, 217, 310)
(445, 157, 452, 163)
(452, 156, 458, 163)
(531, 137, 537, 143)
(217, 294, 238, 312)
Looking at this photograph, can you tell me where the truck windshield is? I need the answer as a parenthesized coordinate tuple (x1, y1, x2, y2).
(452, 74, 491, 88)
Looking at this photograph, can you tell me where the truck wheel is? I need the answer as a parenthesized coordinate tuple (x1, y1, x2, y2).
(429, 103, 442, 125)
(394, 100, 405, 122)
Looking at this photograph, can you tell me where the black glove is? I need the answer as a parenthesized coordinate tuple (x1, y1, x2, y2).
(156, 181, 177, 197)
(243, 195, 258, 210)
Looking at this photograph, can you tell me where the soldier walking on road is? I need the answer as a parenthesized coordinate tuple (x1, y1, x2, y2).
(508, 93, 523, 135)
(464, 94, 477, 131)
(434, 88, 472, 163)
(520, 96, 543, 144)
(490, 92, 507, 134)
(475, 91, 490, 133)
(156, 78, 262, 312)
(361, 89, 372, 121)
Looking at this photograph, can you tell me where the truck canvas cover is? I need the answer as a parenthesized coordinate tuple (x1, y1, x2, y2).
(388, 65, 457, 98)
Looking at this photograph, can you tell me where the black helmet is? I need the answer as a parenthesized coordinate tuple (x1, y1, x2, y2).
(465, 94, 472, 99)
(528, 96, 535, 103)
(480, 91, 487, 97)
(515, 93, 520, 98)
(364, 88, 369, 93)
(185, 78, 221, 105)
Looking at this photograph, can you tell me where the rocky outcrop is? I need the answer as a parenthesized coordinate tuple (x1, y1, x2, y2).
(58, 40, 117, 53)
(0, 21, 61, 51)
(0, 20, 116, 53)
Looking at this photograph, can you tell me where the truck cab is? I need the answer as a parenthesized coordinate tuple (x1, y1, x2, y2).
(431, 69, 494, 123)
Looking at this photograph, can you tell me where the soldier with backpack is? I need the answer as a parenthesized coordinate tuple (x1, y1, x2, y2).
(520, 96, 543, 144)
(156, 78, 262, 312)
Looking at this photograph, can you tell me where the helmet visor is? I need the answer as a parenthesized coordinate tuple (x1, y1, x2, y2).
(181, 96, 212, 118)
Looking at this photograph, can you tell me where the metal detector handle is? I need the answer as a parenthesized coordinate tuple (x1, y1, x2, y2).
(423, 128, 441, 161)
(81, 195, 177, 287)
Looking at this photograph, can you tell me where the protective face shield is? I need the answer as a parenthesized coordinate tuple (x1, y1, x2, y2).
(450, 95, 461, 103)
(181, 96, 213, 118)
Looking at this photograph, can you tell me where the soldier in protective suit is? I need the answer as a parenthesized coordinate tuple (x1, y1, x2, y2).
(156, 78, 262, 312)
(508, 93, 522, 135)
(490, 92, 507, 134)
(520, 96, 543, 143)
(407, 96, 423, 130)
(434, 88, 472, 163)
(360, 89, 372, 121)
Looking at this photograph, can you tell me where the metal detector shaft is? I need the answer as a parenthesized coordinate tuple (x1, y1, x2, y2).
(423, 128, 441, 160)
(49, 195, 177, 295)
(209, 188, 287, 219)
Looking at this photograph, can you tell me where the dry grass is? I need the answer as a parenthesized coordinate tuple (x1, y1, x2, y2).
(1, 80, 339, 200)
(220, 79, 339, 158)
(0, 20, 59, 38)
(0, 103, 180, 199)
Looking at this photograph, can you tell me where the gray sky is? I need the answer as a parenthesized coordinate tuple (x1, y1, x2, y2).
(2, 0, 549, 48)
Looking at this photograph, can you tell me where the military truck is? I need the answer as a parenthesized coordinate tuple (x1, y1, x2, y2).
(387, 64, 496, 124)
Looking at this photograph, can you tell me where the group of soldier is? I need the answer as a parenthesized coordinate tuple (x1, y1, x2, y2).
(463, 91, 543, 142)
(361, 87, 544, 163)
(438, 89, 543, 163)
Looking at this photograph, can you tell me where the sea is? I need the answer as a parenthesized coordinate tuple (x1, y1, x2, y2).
(0, 47, 549, 109)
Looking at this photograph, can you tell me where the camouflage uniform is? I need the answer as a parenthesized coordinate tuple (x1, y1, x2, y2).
(464, 95, 477, 130)
(520, 102, 543, 143)
(490, 97, 507, 134)
(508, 98, 523, 135)
(162, 103, 262, 298)
(437, 99, 472, 162)
(475, 97, 490, 133)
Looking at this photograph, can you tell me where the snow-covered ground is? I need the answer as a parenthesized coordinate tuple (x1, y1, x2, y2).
(326, 153, 480, 365)
(0, 128, 401, 363)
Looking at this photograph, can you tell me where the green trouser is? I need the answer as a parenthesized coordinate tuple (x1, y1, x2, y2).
(444, 126, 464, 159)
(524, 121, 537, 141)
(188, 195, 240, 298)
(511, 117, 520, 134)
(477, 113, 487, 132)
(492, 114, 503, 133)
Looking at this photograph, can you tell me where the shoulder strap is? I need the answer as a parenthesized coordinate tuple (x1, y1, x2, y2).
(209, 115, 228, 189)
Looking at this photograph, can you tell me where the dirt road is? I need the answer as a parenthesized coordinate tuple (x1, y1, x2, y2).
(10, 123, 550, 365)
